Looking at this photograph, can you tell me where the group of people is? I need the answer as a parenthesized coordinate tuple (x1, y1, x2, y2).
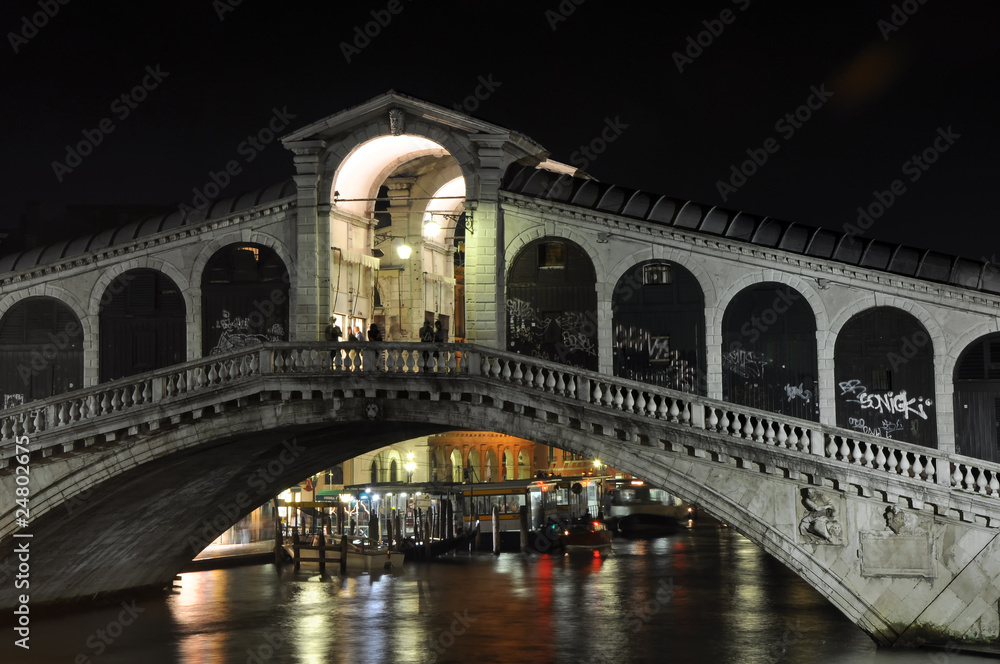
(324, 319, 383, 343)
(325, 317, 445, 343)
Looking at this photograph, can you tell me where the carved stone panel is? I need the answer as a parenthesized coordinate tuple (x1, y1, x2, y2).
(796, 488, 845, 546)
(861, 531, 934, 578)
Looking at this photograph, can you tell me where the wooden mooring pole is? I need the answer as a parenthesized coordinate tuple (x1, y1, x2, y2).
(492, 505, 501, 556)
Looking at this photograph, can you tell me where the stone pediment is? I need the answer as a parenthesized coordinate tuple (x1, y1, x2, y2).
(281, 90, 546, 157)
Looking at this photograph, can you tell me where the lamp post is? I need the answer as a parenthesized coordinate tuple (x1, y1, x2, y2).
(405, 452, 416, 483)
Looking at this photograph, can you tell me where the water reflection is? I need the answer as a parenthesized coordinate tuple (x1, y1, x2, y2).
(15, 523, 998, 663)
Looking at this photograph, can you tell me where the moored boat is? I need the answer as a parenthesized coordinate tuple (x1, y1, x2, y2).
(558, 517, 613, 554)
(606, 481, 686, 538)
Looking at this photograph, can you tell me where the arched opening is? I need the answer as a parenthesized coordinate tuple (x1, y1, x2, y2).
(503, 449, 513, 481)
(507, 238, 598, 370)
(201, 243, 289, 356)
(99, 269, 186, 381)
(330, 135, 465, 347)
(0, 296, 83, 407)
(517, 450, 529, 479)
(835, 307, 935, 447)
(953, 333, 1000, 461)
(484, 449, 498, 483)
(468, 448, 481, 483)
(450, 449, 463, 483)
(722, 283, 818, 421)
(370, 459, 379, 484)
(612, 260, 706, 393)
(389, 459, 398, 483)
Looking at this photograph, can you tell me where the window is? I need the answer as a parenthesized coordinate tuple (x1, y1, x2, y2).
(538, 242, 566, 268)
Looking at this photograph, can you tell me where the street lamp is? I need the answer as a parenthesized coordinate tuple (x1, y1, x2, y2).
(405, 452, 416, 483)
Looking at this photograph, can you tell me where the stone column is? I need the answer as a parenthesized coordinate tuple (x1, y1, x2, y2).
(286, 140, 327, 341)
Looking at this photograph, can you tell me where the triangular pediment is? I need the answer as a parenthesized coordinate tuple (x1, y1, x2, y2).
(282, 90, 545, 156)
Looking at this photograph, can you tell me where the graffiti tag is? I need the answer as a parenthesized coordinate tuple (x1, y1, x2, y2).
(857, 390, 931, 421)
(784, 383, 812, 404)
(723, 349, 768, 379)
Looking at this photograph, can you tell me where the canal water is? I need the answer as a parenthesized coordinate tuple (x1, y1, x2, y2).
(9, 521, 991, 663)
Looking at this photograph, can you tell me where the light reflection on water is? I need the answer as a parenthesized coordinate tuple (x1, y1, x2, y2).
(12, 523, 996, 663)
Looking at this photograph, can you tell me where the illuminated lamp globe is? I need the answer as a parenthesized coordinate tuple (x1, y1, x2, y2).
(396, 243, 412, 260)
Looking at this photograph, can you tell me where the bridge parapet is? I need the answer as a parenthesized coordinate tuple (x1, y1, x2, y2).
(2, 341, 999, 514)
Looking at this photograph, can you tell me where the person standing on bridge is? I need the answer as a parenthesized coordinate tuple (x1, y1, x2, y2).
(325, 316, 342, 343)
(419, 319, 435, 370)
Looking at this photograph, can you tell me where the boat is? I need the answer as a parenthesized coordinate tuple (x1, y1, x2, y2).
(344, 546, 405, 572)
(606, 481, 686, 538)
(558, 517, 613, 554)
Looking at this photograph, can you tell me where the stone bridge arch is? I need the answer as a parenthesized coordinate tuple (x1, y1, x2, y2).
(2, 343, 1000, 647)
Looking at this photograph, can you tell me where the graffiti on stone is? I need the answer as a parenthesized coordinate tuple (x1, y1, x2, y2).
(784, 383, 812, 403)
(722, 348, 768, 379)
(210, 310, 285, 355)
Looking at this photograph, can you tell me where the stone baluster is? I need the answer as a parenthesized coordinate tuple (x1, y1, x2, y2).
(787, 426, 799, 450)
(976, 468, 988, 494)
(523, 365, 535, 388)
(535, 368, 546, 392)
(511, 362, 523, 384)
(592, 381, 602, 405)
(623, 389, 634, 412)
(989, 471, 1000, 497)
(669, 399, 680, 423)
(912, 455, 924, 480)
(884, 448, 897, 474)
(753, 419, 764, 443)
(874, 446, 886, 471)
(899, 453, 912, 477)
(862, 442, 875, 467)
(718, 410, 729, 434)
(707, 407, 718, 431)
(645, 394, 657, 418)
(765, 421, 776, 446)
(545, 369, 556, 393)
(566, 375, 577, 399)
(634, 388, 645, 414)
(602, 385, 614, 409)
(656, 396, 668, 419)
(776, 423, 787, 448)
(501, 360, 512, 381)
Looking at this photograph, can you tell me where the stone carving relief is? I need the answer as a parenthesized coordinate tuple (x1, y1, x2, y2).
(798, 488, 844, 545)
(389, 109, 405, 135)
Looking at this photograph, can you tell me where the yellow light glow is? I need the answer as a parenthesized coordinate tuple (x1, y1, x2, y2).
(331, 135, 446, 217)
(396, 243, 412, 259)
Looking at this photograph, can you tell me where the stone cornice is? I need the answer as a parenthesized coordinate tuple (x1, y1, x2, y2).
(0, 198, 297, 292)
(500, 192, 1000, 317)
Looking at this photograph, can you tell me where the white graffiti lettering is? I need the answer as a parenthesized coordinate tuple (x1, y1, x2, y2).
(784, 383, 812, 403)
(723, 349, 768, 379)
(838, 379, 865, 396)
(857, 390, 931, 421)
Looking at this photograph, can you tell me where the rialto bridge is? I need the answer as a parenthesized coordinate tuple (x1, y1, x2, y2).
(2, 91, 1000, 647)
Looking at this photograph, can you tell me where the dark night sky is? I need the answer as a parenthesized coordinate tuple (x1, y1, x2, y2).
(1, 1, 997, 262)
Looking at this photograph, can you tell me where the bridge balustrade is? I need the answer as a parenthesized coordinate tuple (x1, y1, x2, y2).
(1, 342, 999, 503)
